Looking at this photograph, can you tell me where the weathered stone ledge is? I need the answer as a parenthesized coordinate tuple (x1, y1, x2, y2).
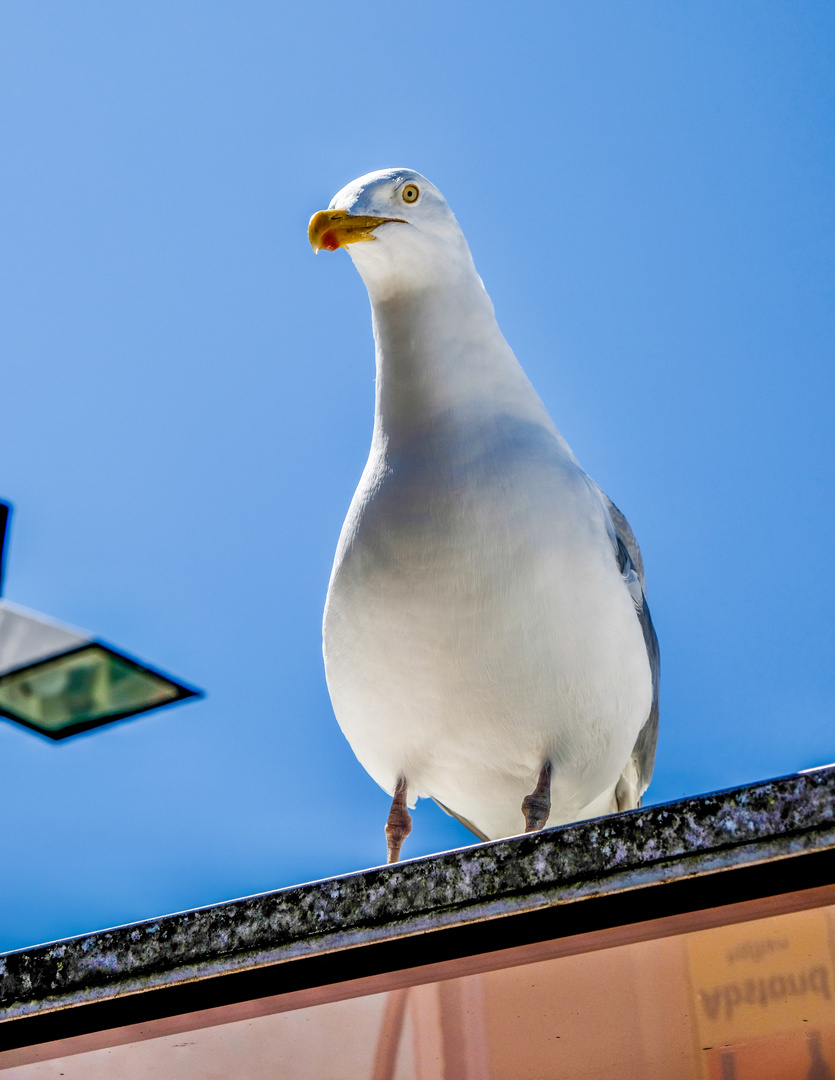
(2, 767, 834, 1021)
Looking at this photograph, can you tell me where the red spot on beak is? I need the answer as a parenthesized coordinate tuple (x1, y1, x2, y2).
(321, 229, 340, 252)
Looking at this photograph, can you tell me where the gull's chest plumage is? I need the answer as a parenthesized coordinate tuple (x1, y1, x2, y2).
(323, 419, 652, 839)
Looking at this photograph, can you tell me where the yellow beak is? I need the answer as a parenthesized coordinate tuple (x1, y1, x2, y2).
(308, 209, 405, 252)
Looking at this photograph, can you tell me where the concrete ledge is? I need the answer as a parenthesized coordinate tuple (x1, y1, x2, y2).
(2, 766, 834, 1044)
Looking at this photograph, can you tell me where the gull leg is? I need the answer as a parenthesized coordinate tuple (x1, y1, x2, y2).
(522, 762, 552, 832)
(385, 776, 412, 863)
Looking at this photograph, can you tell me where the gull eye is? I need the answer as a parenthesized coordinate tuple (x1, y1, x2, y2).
(401, 184, 420, 204)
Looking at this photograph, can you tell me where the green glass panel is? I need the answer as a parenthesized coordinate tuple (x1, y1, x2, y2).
(0, 645, 179, 732)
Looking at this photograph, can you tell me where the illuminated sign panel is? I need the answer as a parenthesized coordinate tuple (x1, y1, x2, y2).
(687, 909, 835, 1080)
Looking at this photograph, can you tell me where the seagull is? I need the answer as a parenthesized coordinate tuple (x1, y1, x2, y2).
(309, 169, 659, 863)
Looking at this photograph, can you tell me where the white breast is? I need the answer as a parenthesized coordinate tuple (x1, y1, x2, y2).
(323, 417, 652, 841)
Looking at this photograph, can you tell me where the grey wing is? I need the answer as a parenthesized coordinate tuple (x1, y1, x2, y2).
(603, 493, 646, 592)
(432, 797, 489, 841)
(604, 494, 660, 803)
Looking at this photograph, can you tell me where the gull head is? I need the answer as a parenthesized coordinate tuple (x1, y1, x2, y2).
(308, 169, 475, 300)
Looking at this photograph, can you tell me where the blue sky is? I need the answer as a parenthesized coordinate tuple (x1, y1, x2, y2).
(1, 1, 833, 952)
